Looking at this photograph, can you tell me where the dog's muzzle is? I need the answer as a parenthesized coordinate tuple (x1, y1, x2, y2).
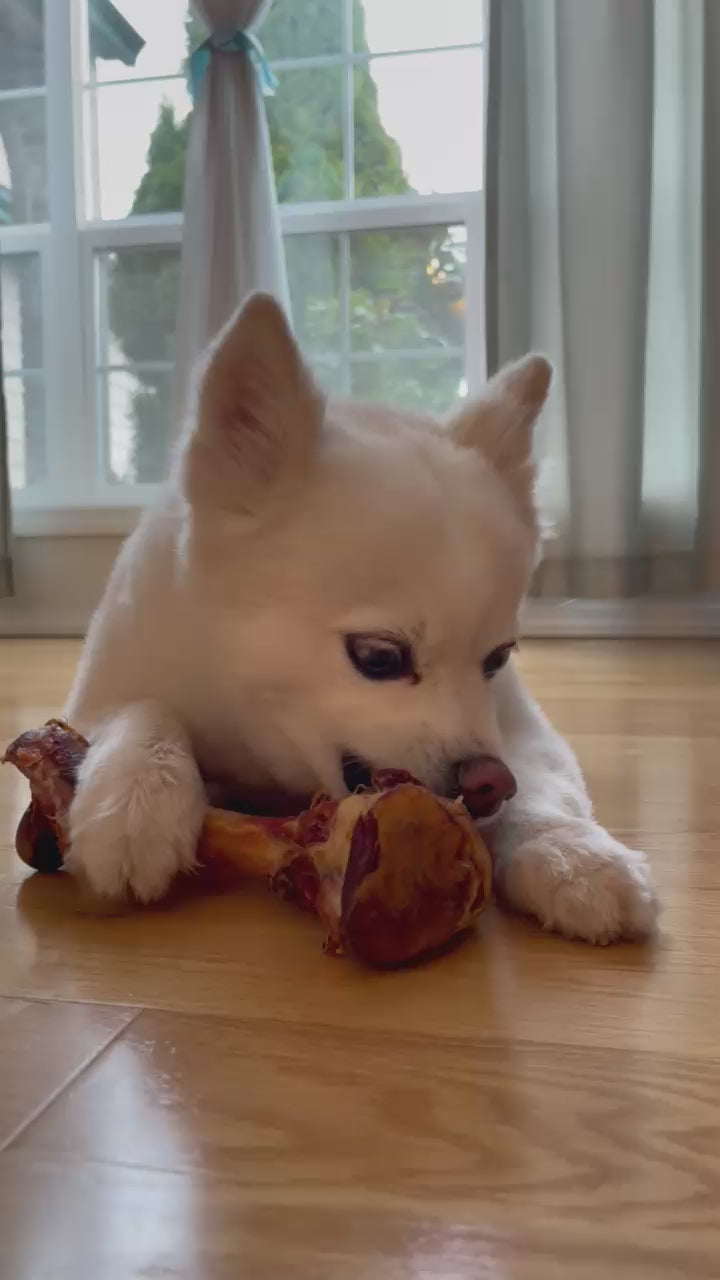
(342, 752, 516, 822)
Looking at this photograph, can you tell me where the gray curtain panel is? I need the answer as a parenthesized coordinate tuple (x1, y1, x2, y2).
(0, 259, 13, 598)
(486, 0, 718, 599)
(173, 0, 290, 429)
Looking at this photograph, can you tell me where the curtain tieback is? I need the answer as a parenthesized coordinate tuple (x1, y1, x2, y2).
(189, 30, 277, 100)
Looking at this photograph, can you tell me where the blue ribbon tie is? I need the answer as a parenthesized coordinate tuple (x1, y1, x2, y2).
(189, 30, 277, 100)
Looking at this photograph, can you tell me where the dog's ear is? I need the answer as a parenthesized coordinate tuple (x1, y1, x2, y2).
(449, 354, 552, 519)
(184, 292, 324, 514)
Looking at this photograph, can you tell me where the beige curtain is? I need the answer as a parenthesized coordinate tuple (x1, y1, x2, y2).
(486, 0, 719, 599)
(173, 0, 289, 426)
(0, 261, 12, 597)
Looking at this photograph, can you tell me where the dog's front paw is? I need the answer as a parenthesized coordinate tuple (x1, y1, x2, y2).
(495, 820, 659, 944)
(66, 804, 199, 904)
(65, 714, 206, 903)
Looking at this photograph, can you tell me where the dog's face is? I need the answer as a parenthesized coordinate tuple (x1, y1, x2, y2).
(181, 294, 551, 812)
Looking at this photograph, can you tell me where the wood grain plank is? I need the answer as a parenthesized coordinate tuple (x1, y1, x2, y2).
(2, 863, 720, 1058)
(7, 1009, 720, 1278)
(0, 997, 137, 1147)
(2, 638, 720, 1278)
(1, 1153, 716, 1279)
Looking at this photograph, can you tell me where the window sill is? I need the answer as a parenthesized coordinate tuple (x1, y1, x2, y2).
(12, 504, 143, 538)
(523, 596, 720, 637)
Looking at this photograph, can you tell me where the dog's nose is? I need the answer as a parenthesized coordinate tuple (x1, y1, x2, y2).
(456, 755, 517, 818)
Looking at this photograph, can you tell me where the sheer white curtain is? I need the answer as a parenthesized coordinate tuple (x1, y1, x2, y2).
(173, 0, 290, 426)
(486, 0, 719, 599)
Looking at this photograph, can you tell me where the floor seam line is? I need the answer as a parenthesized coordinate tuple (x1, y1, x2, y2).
(0, 1006, 144, 1153)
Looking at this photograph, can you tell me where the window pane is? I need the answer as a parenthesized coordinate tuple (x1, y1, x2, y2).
(87, 80, 191, 219)
(285, 233, 341, 357)
(310, 358, 346, 397)
(102, 367, 172, 485)
(0, 97, 47, 223)
(97, 247, 178, 486)
(1, 252, 44, 489)
(100, 247, 180, 366)
(268, 67, 343, 203)
(285, 227, 467, 408)
(351, 356, 464, 415)
(349, 224, 466, 352)
(355, 49, 483, 196)
(353, 60, 407, 199)
(357, 0, 483, 55)
(264, 0, 342, 60)
(87, 1, 195, 85)
(0, 0, 45, 91)
(5, 373, 45, 489)
(1, 253, 42, 371)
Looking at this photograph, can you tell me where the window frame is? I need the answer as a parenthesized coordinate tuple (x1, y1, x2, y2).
(1, 0, 485, 537)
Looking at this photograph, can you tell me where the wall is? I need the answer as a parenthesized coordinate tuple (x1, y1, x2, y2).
(1, 535, 719, 640)
(0, 535, 121, 635)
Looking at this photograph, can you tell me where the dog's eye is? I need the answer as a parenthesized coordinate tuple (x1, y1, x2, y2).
(345, 634, 414, 682)
(482, 642, 515, 680)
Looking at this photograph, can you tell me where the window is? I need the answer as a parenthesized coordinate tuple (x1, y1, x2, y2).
(0, 0, 485, 529)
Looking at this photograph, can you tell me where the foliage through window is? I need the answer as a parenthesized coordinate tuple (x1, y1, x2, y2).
(0, 0, 484, 513)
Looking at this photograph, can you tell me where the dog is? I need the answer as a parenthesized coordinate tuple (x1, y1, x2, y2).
(64, 292, 658, 943)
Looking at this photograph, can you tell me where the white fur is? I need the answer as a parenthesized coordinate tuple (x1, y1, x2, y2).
(65, 703, 205, 902)
(492, 665, 657, 942)
(65, 294, 658, 940)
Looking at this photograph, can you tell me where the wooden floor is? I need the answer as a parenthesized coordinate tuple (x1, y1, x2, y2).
(1, 640, 720, 1278)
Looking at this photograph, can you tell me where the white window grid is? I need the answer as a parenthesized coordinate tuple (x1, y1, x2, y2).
(0, 0, 485, 534)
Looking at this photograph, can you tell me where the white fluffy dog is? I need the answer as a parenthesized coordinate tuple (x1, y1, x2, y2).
(65, 293, 658, 943)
